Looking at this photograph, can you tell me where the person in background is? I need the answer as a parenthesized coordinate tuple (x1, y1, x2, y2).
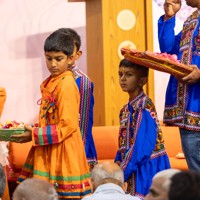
(0, 163, 6, 200)
(168, 170, 200, 200)
(54, 28, 97, 170)
(158, 0, 200, 170)
(0, 88, 10, 200)
(11, 30, 91, 199)
(115, 59, 170, 199)
(144, 168, 180, 200)
(13, 178, 58, 200)
(82, 161, 140, 200)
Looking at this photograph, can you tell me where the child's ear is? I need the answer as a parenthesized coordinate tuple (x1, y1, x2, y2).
(139, 77, 148, 86)
(76, 50, 82, 60)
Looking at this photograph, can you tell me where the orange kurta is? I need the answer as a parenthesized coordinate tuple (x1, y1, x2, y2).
(0, 87, 10, 200)
(18, 71, 91, 199)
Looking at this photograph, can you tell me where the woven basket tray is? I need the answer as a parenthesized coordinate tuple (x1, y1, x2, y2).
(0, 129, 25, 142)
(121, 48, 193, 78)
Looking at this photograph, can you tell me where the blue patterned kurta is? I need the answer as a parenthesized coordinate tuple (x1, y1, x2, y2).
(71, 66, 97, 170)
(158, 10, 200, 131)
(115, 91, 170, 199)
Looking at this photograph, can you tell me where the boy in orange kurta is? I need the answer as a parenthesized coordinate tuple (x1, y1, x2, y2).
(0, 87, 10, 200)
(11, 31, 91, 199)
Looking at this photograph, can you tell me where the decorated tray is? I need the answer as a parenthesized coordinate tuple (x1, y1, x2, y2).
(121, 47, 193, 78)
(0, 129, 25, 142)
(0, 121, 25, 142)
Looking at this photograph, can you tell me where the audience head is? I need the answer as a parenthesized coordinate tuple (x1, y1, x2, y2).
(0, 163, 6, 198)
(90, 161, 125, 192)
(12, 178, 58, 200)
(144, 168, 180, 200)
(169, 170, 200, 200)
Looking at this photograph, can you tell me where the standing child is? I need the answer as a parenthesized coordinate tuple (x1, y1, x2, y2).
(115, 59, 170, 199)
(54, 28, 97, 170)
(11, 30, 91, 199)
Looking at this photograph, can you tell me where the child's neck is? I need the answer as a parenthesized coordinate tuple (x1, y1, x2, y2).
(129, 89, 143, 102)
(68, 63, 76, 70)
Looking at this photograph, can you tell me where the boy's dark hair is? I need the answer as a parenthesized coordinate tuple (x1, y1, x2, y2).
(119, 58, 149, 77)
(54, 28, 81, 51)
(0, 164, 6, 197)
(44, 31, 74, 57)
(169, 171, 200, 200)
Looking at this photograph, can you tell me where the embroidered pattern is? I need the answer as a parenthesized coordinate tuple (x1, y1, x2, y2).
(40, 92, 58, 124)
(127, 173, 136, 197)
(119, 92, 166, 168)
(164, 10, 200, 131)
(164, 83, 185, 123)
(79, 77, 90, 144)
(180, 10, 198, 53)
(38, 77, 63, 124)
(72, 66, 97, 169)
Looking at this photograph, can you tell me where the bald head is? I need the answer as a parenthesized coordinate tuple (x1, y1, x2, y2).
(96, 161, 122, 174)
(145, 169, 181, 200)
(91, 161, 124, 192)
(13, 178, 58, 200)
(153, 168, 181, 191)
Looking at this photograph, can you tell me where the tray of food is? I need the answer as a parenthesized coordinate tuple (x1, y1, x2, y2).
(121, 47, 193, 78)
(0, 121, 25, 142)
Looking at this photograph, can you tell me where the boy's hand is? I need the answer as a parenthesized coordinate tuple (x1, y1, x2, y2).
(115, 161, 121, 166)
(164, 0, 182, 21)
(10, 124, 32, 143)
(181, 65, 200, 84)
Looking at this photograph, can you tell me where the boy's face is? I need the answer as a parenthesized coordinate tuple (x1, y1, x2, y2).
(118, 67, 146, 95)
(45, 51, 73, 77)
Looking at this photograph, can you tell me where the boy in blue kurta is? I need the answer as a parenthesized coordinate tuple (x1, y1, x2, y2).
(158, 0, 200, 170)
(115, 59, 170, 200)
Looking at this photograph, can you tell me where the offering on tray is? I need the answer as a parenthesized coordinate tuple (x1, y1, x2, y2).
(0, 121, 25, 129)
(121, 47, 193, 78)
(0, 121, 25, 142)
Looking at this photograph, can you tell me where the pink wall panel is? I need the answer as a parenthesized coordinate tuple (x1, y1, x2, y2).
(0, 0, 86, 123)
